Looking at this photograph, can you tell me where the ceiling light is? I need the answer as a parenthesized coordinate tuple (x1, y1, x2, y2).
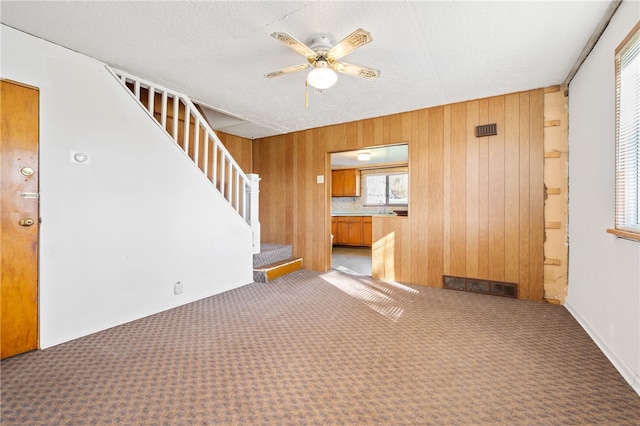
(357, 152, 371, 161)
(307, 60, 337, 90)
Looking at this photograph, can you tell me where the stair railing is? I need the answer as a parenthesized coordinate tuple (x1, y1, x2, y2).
(107, 67, 256, 234)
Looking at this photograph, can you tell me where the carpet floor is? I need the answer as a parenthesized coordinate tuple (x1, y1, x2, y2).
(2, 269, 639, 425)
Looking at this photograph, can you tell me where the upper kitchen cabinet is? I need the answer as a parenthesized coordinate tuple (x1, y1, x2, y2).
(331, 169, 360, 197)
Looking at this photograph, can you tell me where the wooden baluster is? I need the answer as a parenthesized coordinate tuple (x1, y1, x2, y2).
(134, 81, 140, 102)
(183, 103, 190, 155)
(147, 86, 154, 117)
(203, 132, 210, 179)
(220, 151, 226, 197)
(193, 117, 200, 170)
(161, 91, 167, 129)
(172, 95, 179, 140)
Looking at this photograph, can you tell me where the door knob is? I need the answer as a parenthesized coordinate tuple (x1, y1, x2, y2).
(20, 167, 34, 176)
(19, 218, 35, 227)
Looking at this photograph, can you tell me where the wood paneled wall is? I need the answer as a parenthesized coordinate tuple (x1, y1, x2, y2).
(251, 133, 295, 245)
(252, 89, 545, 301)
(217, 131, 253, 173)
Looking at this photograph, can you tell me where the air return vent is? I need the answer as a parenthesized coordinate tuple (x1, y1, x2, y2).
(443, 275, 517, 299)
(475, 123, 497, 137)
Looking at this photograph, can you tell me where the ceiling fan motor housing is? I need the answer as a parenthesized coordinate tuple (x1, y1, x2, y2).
(309, 36, 333, 59)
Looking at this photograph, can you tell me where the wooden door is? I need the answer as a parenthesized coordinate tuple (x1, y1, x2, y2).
(1, 80, 40, 359)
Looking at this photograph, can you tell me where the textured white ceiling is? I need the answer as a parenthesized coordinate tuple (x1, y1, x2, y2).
(1, 1, 613, 139)
(332, 144, 409, 168)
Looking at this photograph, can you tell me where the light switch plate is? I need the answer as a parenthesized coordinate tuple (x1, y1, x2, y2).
(316, 175, 324, 184)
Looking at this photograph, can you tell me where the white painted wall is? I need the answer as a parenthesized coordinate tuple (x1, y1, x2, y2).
(566, 1, 640, 396)
(1, 25, 253, 348)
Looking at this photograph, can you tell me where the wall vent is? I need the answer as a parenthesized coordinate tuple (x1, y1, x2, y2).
(442, 275, 517, 299)
(475, 123, 497, 137)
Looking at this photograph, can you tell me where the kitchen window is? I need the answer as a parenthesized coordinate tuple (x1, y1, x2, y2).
(609, 22, 640, 241)
(362, 167, 408, 206)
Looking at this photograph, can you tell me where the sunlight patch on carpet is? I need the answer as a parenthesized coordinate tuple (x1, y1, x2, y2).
(321, 270, 404, 322)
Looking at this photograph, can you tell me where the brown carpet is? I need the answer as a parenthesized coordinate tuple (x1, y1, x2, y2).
(2, 269, 639, 425)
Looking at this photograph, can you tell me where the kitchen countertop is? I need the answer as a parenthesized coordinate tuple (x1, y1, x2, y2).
(331, 212, 402, 217)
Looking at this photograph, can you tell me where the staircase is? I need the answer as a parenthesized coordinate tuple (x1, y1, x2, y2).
(107, 67, 261, 253)
(106, 67, 300, 284)
(253, 244, 303, 283)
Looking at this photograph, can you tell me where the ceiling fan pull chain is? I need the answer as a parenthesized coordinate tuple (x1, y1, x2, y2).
(304, 80, 309, 109)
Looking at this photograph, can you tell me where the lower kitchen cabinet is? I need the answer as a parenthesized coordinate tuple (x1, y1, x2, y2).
(332, 216, 371, 247)
(362, 216, 372, 246)
(331, 217, 337, 243)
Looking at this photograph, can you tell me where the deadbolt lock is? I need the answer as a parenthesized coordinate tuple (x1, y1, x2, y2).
(21, 167, 34, 176)
(19, 218, 35, 227)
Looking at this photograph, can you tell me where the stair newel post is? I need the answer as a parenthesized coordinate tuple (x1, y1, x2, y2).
(248, 173, 261, 254)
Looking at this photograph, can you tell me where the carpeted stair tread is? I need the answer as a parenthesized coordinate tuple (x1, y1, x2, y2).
(253, 243, 293, 268)
(253, 257, 303, 283)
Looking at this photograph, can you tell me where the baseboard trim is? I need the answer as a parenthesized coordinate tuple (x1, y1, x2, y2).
(564, 299, 640, 397)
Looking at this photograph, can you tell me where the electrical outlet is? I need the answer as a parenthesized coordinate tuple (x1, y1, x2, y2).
(174, 281, 183, 295)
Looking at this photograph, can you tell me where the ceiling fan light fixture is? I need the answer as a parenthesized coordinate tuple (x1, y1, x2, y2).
(357, 152, 371, 161)
(307, 60, 337, 90)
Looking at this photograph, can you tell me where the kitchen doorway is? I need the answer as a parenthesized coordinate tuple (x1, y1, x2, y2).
(329, 143, 408, 276)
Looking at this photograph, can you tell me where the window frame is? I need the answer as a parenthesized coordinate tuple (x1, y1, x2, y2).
(361, 166, 409, 207)
(608, 21, 640, 242)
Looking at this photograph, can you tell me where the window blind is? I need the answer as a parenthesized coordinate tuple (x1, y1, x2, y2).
(614, 25, 640, 234)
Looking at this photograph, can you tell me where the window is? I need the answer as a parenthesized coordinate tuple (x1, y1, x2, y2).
(362, 167, 408, 206)
(611, 22, 640, 240)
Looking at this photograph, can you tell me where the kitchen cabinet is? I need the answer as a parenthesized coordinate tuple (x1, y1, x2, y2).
(331, 217, 337, 243)
(332, 216, 371, 247)
(331, 169, 360, 197)
(362, 216, 372, 246)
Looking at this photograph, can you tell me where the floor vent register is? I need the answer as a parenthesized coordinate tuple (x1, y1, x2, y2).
(443, 275, 518, 299)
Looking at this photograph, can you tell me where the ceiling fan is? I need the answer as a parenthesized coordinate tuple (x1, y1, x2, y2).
(264, 28, 381, 91)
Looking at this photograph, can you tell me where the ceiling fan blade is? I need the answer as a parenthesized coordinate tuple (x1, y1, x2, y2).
(264, 63, 311, 79)
(271, 32, 317, 60)
(327, 28, 373, 61)
(332, 62, 381, 80)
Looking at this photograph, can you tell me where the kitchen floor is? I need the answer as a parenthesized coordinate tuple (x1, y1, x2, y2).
(331, 246, 372, 276)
